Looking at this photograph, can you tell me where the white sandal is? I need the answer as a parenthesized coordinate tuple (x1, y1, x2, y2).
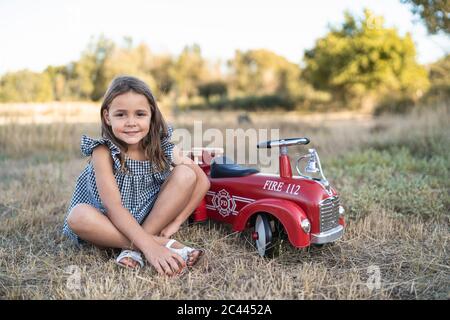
(115, 249, 144, 269)
(165, 239, 205, 266)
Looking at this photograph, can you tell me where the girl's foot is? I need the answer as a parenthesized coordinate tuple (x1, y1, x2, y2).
(115, 250, 144, 269)
(164, 239, 204, 267)
(119, 257, 139, 269)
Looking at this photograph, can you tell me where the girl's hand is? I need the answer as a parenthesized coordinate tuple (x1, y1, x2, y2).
(143, 245, 186, 276)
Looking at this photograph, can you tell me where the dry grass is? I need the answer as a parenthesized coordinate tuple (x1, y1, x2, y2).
(0, 103, 449, 299)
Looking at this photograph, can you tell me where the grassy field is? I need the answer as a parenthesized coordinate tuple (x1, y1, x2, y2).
(0, 103, 449, 299)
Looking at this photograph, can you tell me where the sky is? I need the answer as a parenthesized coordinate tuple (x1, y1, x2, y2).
(0, 0, 449, 75)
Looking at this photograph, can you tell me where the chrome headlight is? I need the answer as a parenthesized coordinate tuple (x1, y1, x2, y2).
(301, 219, 311, 234)
(339, 206, 345, 217)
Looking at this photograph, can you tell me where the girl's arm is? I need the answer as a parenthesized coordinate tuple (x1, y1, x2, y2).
(91, 145, 184, 275)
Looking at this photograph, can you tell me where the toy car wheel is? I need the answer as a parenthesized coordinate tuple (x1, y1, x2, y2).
(253, 213, 273, 257)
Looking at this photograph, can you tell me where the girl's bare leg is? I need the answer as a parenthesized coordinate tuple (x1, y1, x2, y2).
(67, 204, 138, 250)
(158, 163, 210, 238)
(67, 165, 202, 268)
(140, 164, 205, 265)
(67, 204, 196, 268)
(140, 164, 197, 236)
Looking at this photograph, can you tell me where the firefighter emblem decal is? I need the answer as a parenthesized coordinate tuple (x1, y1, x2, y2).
(212, 189, 236, 217)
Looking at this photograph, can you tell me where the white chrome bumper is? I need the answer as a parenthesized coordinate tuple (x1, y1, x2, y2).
(311, 225, 344, 244)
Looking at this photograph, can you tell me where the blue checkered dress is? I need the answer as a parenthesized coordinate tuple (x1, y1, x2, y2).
(62, 126, 174, 244)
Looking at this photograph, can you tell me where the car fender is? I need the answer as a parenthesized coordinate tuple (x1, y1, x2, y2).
(232, 198, 310, 248)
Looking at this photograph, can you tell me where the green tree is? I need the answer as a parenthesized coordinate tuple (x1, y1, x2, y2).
(303, 9, 429, 109)
(428, 54, 450, 86)
(401, 0, 449, 34)
(45, 65, 70, 101)
(198, 80, 228, 102)
(149, 54, 175, 95)
(170, 44, 210, 98)
(87, 35, 116, 101)
(103, 42, 157, 96)
(227, 49, 301, 97)
(62, 35, 115, 101)
(421, 54, 450, 103)
(0, 70, 53, 102)
(47, 36, 175, 101)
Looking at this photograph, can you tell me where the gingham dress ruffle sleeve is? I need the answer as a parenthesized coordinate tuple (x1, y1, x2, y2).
(80, 135, 123, 172)
(62, 125, 175, 244)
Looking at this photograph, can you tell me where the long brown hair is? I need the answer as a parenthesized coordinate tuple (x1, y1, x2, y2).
(100, 75, 171, 172)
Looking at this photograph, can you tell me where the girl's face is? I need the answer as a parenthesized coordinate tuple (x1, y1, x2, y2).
(103, 91, 152, 149)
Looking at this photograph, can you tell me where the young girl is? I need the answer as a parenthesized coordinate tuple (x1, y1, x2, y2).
(62, 75, 210, 276)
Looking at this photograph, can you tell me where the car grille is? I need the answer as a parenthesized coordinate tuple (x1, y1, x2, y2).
(319, 196, 340, 232)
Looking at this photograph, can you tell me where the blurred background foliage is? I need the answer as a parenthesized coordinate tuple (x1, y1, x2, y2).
(401, 0, 449, 34)
(304, 10, 430, 111)
(0, 6, 448, 115)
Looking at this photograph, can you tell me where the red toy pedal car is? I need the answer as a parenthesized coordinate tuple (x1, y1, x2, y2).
(190, 137, 345, 257)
